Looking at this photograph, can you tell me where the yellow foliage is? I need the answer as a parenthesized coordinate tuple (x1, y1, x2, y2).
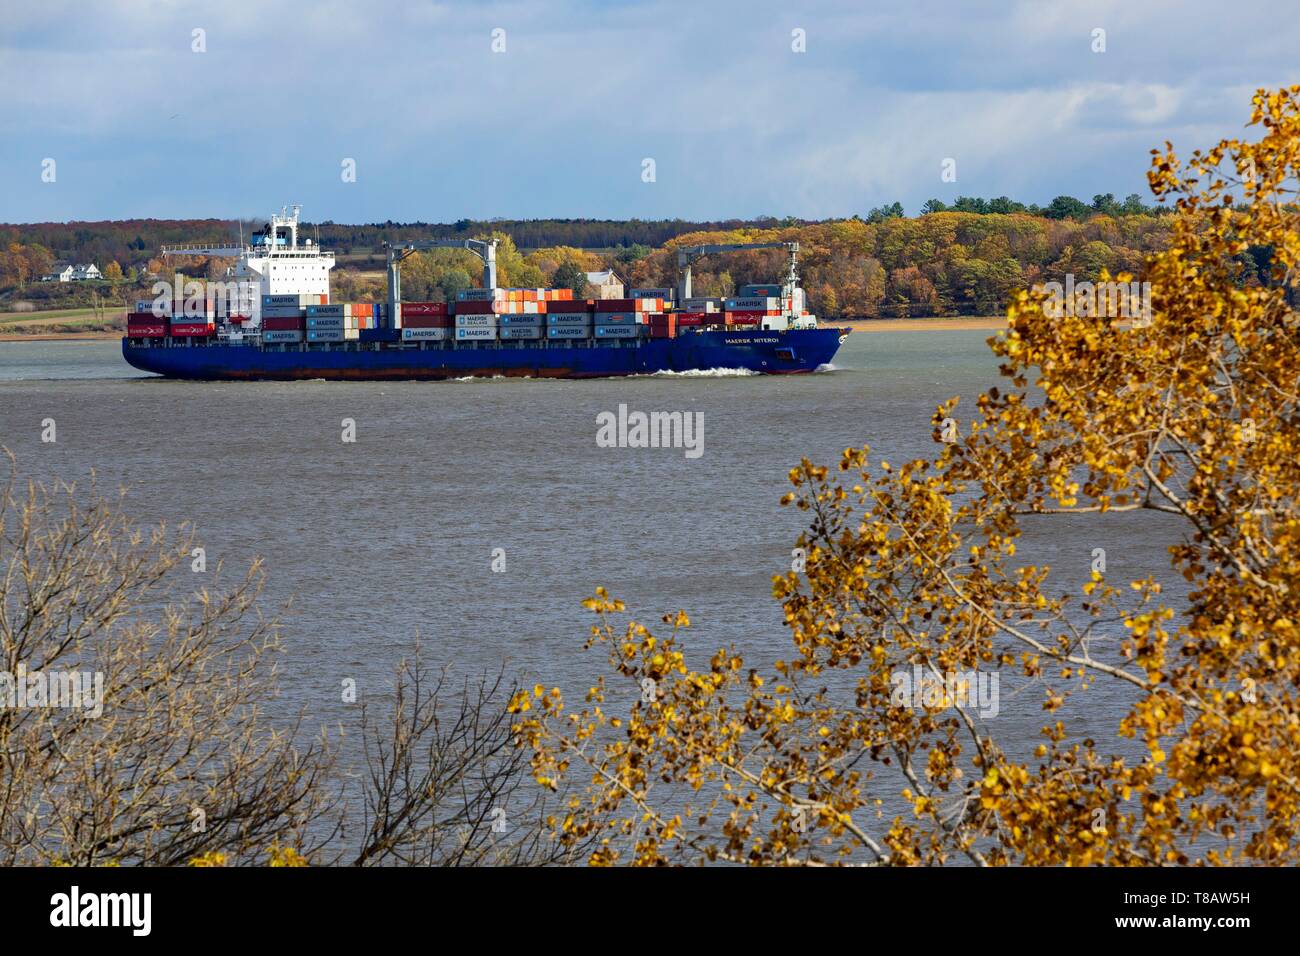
(515, 88, 1300, 865)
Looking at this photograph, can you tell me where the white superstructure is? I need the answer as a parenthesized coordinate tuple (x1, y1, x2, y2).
(160, 204, 335, 309)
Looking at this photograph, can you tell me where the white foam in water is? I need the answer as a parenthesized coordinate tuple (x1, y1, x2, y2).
(647, 367, 759, 378)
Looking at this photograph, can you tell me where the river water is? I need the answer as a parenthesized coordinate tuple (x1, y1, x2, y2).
(0, 332, 1181, 847)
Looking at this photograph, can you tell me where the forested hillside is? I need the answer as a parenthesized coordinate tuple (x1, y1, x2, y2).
(0, 195, 1202, 317)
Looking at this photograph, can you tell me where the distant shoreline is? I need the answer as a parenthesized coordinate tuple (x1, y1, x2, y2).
(0, 331, 122, 342)
(840, 316, 1005, 332)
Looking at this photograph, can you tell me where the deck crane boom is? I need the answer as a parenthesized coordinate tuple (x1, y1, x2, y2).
(675, 241, 799, 302)
(383, 238, 499, 318)
(160, 205, 308, 260)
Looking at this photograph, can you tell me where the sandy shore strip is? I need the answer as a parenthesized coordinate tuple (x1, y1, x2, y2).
(0, 331, 123, 343)
(840, 317, 1006, 332)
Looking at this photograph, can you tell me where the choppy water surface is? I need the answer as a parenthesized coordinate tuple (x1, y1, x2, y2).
(0, 333, 1181, 807)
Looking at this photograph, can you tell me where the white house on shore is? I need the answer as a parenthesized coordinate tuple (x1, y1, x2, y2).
(584, 269, 624, 299)
(40, 261, 102, 282)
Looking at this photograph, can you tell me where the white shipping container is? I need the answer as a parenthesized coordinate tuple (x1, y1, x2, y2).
(500, 326, 542, 340)
(455, 314, 498, 329)
(135, 299, 172, 315)
(455, 326, 498, 340)
(263, 293, 315, 307)
(401, 327, 451, 341)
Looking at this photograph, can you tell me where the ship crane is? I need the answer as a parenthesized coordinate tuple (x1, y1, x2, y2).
(159, 242, 246, 258)
(383, 238, 499, 317)
(675, 241, 800, 302)
(160, 205, 308, 260)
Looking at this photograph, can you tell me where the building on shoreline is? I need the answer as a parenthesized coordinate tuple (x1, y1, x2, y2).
(40, 261, 102, 282)
(584, 269, 624, 299)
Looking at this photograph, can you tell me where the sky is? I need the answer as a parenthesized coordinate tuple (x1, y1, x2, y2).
(1, 0, 1297, 224)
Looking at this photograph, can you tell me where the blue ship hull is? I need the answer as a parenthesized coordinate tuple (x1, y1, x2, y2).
(122, 327, 849, 380)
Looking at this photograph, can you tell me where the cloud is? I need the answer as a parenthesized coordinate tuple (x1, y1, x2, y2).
(0, 0, 1297, 221)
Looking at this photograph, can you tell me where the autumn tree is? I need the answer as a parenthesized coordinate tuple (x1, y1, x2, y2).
(486, 233, 545, 289)
(0, 460, 571, 866)
(0, 243, 53, 290)
(551, 259, 590, 298)
(0, 467, 334, 865)
(513, 87, 1300, 865)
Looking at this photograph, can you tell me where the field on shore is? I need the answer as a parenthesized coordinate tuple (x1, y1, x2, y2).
(0, 306, 125, 341)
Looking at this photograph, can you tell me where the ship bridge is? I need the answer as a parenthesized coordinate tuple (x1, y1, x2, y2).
(160, 204, 334, 301)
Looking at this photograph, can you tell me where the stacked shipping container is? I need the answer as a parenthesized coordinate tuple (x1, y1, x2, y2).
(399, 302, 451, 341)
(126, 285, 811, 345)
(593, 297, 662, 339)
(545, 299, 594, 340)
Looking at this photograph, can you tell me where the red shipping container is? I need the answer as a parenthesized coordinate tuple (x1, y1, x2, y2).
(454, 300, 505, 315)
(725, 316, 761, 327)
(127, 310, 168, 322)
(400, 302, 449, 316)
(169, 323, 215, 336)
(262, 316, 305, 331)
(648, 315, 677, 339)
(402, 314, 453, 328)
(126, 324, 166, 338)
(673, 311, 714, 321)
(594, 298, 662, 312)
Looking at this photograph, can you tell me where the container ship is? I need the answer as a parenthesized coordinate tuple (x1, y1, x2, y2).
(121, 207, 848, 381)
